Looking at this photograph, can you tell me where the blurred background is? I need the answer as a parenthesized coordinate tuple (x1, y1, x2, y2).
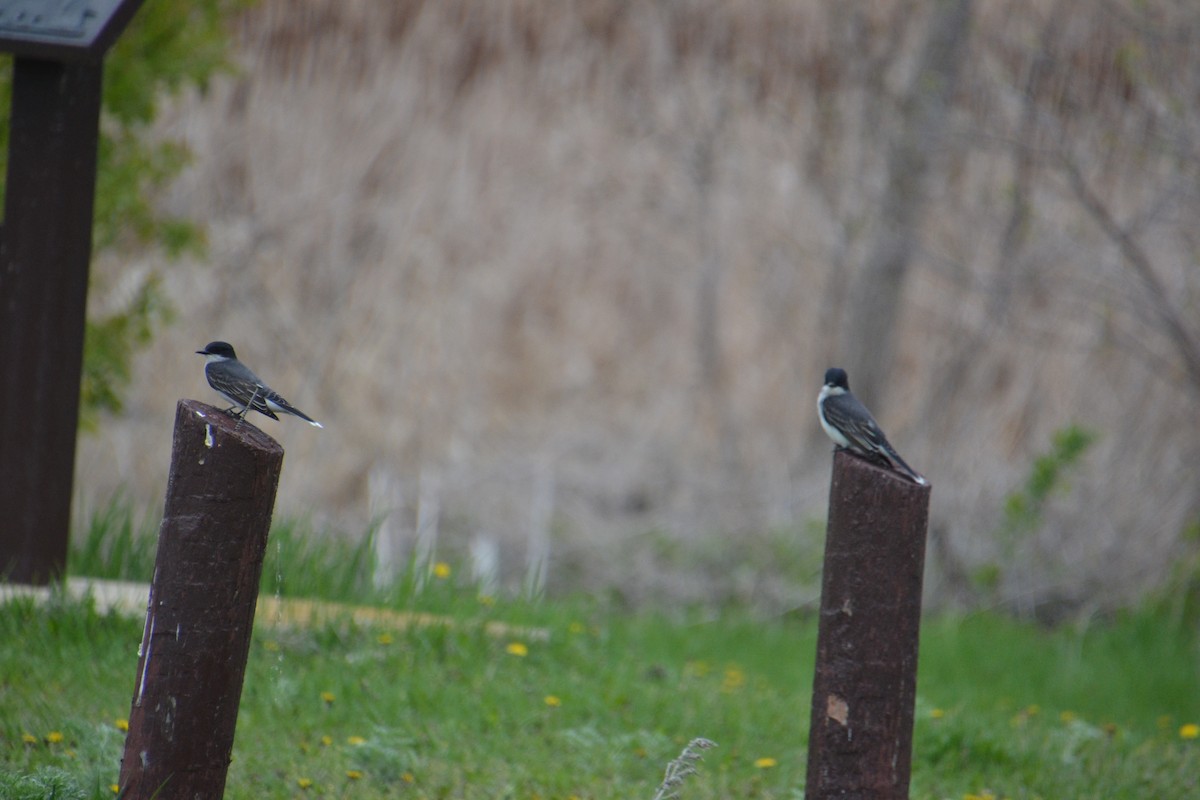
(70, 0, 1200, 616)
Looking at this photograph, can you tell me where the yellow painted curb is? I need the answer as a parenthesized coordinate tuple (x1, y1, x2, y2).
(1, 577, 548, 640)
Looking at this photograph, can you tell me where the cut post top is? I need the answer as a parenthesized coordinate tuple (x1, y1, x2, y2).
(182, 399, 286, 456)
(831, 448, 932, 492)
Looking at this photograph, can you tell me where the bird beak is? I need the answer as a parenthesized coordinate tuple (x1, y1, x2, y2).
(195, 350, 206, 355)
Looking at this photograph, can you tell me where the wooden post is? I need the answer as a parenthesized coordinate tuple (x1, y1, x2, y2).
(118, 400, 284, 799)
(0, 58, 104, 584)
(0, 0, 148, 584)
(805, 450, 931, 800)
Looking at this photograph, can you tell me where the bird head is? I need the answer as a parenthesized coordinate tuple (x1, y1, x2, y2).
(196, 341, 237, 360)
(823, 367, 850, 391)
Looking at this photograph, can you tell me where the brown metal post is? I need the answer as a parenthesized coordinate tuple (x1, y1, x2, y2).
(805, 450, 931, 800)
(0, 57, 104, 583)
(118, 400, 284, 799)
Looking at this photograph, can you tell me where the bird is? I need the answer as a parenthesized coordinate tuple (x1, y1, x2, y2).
(817, 367, 926, 485)
(196, 341, 323, 428)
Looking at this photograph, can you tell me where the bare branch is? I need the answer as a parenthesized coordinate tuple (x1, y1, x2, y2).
(1061, 159, 1200, 393)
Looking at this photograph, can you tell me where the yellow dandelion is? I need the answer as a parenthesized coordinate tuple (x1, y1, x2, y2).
(1180, 723, 1200, 740)
(377, 632, 394, 645)
(753, 757, 778, 769)
(506, 641, 529, 657)
(320, 735, 333, 746)
(1059, 710, 1077, 724)
(321, 691, 336, 704)
(478, 594, 496, 607)
(347, 735, 367, 746)
(346, 769, 364, 780)
(721, 666, 746, 693)
(263, 640, 280, 652)
(432, 562, 451, 579)
(567, 621, 586, 634)
(685, 660, 710, 678)
(402, 772, 415, 783)
(110, 785, 120, 795)
(45, 731, 65, 744)
(930, 708, 946, 719)
(544, 695, 562, 707)
(114, 718, 129, 732)
(21, 733, 37, 745)
(297, 777, 313, 789)
(1011, 703, 1042, 726)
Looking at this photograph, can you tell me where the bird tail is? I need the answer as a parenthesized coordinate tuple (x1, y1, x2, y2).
(884, 447, 927, 486)
(289, 409, 324, 429)
(271, 396, 323, 428)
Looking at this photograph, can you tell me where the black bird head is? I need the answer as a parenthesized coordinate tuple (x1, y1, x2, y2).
(823, 367, 850, 390)
(196, 341, 237, 358)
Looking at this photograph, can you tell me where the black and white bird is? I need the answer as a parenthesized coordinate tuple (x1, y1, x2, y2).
(196, 341, 323, 428)
(817, 367, 925, 485)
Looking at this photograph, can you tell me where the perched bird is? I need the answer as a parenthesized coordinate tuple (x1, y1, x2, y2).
(817, 367, 925, 485)
(196, 341, 323, 428)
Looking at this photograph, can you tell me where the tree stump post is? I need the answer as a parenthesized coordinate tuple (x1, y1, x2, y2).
(805, 450, 931, 799)
(118, 400, 284, 799)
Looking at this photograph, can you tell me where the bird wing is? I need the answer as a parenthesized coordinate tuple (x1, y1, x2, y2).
(243, 386, 283, 420)
(822, 393, 892, 455)
(206, 362, 281, 420)
(824, 392, 926, 483)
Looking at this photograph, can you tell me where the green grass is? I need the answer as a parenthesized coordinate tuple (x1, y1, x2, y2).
(1, 514, 1198, 799)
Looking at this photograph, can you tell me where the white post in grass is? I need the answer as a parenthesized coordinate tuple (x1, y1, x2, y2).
(524, 457, 554, 599)
(470, 532, 500, 597)
(415, 467, 441, 588)
(368, 464, 403, 590)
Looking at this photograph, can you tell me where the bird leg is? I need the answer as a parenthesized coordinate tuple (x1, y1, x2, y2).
(234, 386, 262, 430)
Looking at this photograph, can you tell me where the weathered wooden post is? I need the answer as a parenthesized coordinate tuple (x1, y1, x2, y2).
(118, 400, 283, 799)
(0, 0, 147, 584)
(805, 450, 931, 799)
